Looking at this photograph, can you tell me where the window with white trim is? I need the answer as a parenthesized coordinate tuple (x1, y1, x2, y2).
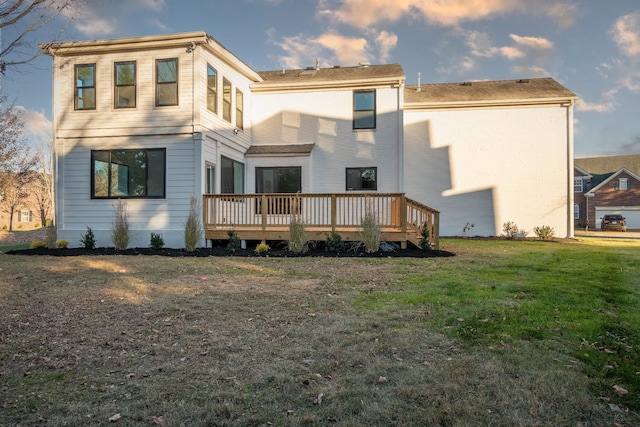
(574, 177, 583, 192)
(19, 210, 32, 222)
(617, 177, 629, 190)
(574, 203, 580, 219)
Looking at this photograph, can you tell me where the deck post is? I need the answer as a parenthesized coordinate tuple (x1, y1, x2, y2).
(400, 194, 407, 249)
(331, 194, 337, 233)
(261, 194, 267, 231)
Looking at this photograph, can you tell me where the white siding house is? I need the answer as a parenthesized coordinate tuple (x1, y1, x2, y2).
(42, 32, 577, 248)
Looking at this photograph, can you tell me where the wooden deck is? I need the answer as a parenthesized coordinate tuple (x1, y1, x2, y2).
(203, 193, 439, 249)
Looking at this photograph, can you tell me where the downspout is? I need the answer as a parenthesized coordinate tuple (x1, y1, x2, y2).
(566, 100, 575, 238)
(397, 79, 404, 192)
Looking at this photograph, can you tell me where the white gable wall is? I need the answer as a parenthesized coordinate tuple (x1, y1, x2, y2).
(404, 105, 572, 237)
(251, 86, 402, 193)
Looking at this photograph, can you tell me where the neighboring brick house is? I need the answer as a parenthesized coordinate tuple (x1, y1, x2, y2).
(574, 155, 640, 230)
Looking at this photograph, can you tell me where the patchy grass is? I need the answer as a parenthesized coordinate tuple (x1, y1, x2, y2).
(1, 238, 639, 426)
(0, 242, 30, 252)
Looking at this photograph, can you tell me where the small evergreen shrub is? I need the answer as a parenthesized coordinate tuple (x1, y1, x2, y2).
(419, 222, 432, 251)
(80, 227, 96, 249)
(30, 240, 47, 248)
(534, 225, 555, 240)
(184, 196, 203, 252)
(34, 222, 40, 228)
(287, 216, 307, 253)
(255, 240, 270, 254)
(359, 209, 382, 253)
(226, 230, 241, 253)
(112, 200, 130, 250)
(325, 231, 344, 252)
(57, 239, 69, 249)
(150, 233, 165, 250)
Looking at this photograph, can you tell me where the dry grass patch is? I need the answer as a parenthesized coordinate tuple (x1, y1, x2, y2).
(1, 241, 639, 426)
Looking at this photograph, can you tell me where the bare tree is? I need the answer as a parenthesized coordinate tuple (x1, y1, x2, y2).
(0, 97, 34, 188)
(0, 171, 31, 231)
(0, 0, 79, 74)
(31, 138, 54, 226)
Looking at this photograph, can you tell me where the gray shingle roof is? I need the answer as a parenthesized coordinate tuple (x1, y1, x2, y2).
(255, 64, 405, 86)
(575, 155, 640, 177)
(246, 144, 315, 156)
(404, 78, 577, 104)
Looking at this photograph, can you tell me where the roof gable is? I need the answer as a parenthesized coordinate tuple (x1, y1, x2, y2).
(586, 168, 640, 194)
(575, 155, 640, 177)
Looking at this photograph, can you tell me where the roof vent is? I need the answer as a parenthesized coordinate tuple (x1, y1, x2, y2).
(305, 66, 314, 70)
(417, 72, 421, 92)
(461, 81, 472, 86)
(517, 79, 530, 83)
(359, 62, 370, 67)
(333, 65, 341, 68)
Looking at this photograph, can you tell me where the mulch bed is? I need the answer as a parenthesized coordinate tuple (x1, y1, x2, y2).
(7, 245, 454, 258)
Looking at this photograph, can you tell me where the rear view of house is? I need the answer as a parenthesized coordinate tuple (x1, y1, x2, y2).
(41, 31, 577, 248)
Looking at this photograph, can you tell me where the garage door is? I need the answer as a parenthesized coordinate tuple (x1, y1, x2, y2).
(595, 206, 640, 230)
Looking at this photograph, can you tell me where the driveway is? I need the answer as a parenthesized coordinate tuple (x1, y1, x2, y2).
(574, 229, 640, 240)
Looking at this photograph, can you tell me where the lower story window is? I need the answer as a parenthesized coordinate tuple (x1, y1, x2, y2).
(221, 156, 244, 194)
(256, 167, 301, 193)
(346, 167, 377, 191)
(92, 149, 166, 198)
(574, 203, 580, 219)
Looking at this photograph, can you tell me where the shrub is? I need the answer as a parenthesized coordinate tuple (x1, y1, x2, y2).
(46, 225, 57, 249)
(57, 239, 69, 249)
(2, 224, 7, 230)
(534, 225, 555, 240)
(463, 222, 475, 236)
(255, 240, 270, 254)
(80, 227, 96, 249)
(503, 221, 529, 238)
(150, 233, 165, 250)
(325, 231, 344, 252)
(359, 208, 382, 253)
(419, 222, 432, 251)
(34, 222, 40, 228)
(30, 240, 47, 248)
(287, 216, 307, 253)
(112, 200, 130, 250)
(17, 223, 23, 229)
(45, 219, 52, 227)
(184, 196, 203, 252)
(226, 230, 241, 253)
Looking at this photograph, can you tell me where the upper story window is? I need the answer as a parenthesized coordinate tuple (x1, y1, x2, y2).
(346, 167, 377, 191)
(75, 64, 96, 110)
(207, 65, 217, 113)
(156, 58, 178, 106)
(353, 90, 376, 130)
(223, 78, 232, 122)
(115, 61, 136, 108)
(91, 149, 166, 198)
(574, 177, 584, 192)
(616, 177, 629, 190)
(236, 89, 244, 129)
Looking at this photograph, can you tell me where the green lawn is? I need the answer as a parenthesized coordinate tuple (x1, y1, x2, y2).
(1, 237, 639, 426)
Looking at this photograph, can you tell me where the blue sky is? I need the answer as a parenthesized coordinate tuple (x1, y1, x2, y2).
(3, 0, 640, 158)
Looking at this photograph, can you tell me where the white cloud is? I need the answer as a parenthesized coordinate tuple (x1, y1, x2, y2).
(317, 33, 370, 64)
(436, 56, 477, 75)
(509, 34, 553, 51)
(74, 18, 118, 37)
(72, 0, 168, 37)
(575, 99, 615, 113)
(465, 31, 553, 64)
(374, 30, 398, 63)
(610, 11, 640, 58)
(14, 107, 53, 144)
(324, 0, 578, 29)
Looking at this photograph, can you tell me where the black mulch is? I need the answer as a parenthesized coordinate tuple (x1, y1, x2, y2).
(7, 244, 454, 258)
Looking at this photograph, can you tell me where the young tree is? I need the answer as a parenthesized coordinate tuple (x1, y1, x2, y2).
(0, 171, 30, 231)
(0, 0, 79, 74)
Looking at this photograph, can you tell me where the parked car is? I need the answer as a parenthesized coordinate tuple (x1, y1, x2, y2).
(601, 214, 627, 231)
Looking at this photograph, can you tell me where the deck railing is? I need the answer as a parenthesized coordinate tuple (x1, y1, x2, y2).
(203, 193, 439, 249)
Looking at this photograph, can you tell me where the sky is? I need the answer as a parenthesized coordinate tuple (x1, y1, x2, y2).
(2, 0, 640, 158)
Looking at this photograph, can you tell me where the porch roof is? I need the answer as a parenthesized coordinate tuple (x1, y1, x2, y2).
(246, 143, 315, 157)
